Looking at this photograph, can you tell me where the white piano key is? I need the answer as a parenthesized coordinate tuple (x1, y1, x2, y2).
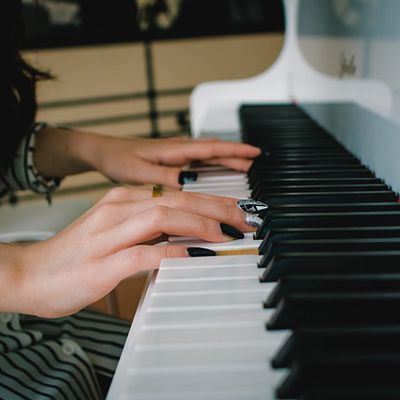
(131, 342, 281, 368)
(195, 171, 247, 181)
(184, 178, 247, 186)
(185, 182, 247, 193)
(144, 306, 271, 325)
(168, 231, 256, 243)
(183, 188, 251, 198)
(160, 254, 260, 268)
(157, 264, 258, 280)
(153, 276, 263, 293)
(137, 323, 287, 346)
(149, 290, 268, 308)
(120, 367, 284, 400)
(167, 237, 261, 251)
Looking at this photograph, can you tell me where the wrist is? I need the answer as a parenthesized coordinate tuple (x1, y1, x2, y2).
(34, 127, 102, 177)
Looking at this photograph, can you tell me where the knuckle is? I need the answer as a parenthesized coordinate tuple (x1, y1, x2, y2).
(151, 205, 171, 222)
(171, 191, 188, 208)
(219, 200, 234, 221)
(165, 245, 186, 258)
(196, 215, 212, 234)
(90, 203, 118, 225)
(131, 245, 145, 265)
(106, 187, 130, 202)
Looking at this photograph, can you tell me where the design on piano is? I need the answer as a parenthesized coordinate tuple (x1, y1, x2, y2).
(237, 199, 269, 214)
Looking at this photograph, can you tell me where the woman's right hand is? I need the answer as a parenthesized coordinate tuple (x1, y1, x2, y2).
(10, 188, 252, 319)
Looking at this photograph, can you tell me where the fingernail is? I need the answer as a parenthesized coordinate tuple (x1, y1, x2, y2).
(188, 247, 216, 257)
(237, 199, 268, 214)
(220, 223, 244, 240)
(245, 213, 263, 228)
(178, 171, 198, 185)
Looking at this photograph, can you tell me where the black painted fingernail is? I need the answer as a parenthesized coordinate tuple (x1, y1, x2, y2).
(178, 171, 198, 185)
(220, 223, 244, 240)
(188, 247, 216, 257)
(237, 199, 268, 214)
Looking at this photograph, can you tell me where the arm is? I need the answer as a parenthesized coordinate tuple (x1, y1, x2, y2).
(0, 243, 28, 314)
(34, 127, 261, 187)
(34, 126, 102, 177)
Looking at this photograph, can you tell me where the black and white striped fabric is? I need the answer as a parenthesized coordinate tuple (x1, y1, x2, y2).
(0, 309, 129, 399)
(0, 123, 60, 201)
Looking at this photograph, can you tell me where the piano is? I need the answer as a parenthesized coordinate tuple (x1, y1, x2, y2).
(107, 0, 400, 398)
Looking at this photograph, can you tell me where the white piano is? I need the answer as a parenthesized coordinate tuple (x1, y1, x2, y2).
(108, 0, 400, 398)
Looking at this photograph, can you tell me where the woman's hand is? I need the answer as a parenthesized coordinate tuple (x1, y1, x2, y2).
(94, 136, 260, 187)
(8, 188, 252, 319)
(34, 129, 260, 188)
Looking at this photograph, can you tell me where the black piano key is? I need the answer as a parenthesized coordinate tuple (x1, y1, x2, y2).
(252, 169, 373, 180)
(250, 177, 381, 191)
(258, 201, 399, 217)
(258, 226, 400, 254)
(250, 156, 360, 167)
(259, 251, 400, 281)
(253, 164, 367, 173)
(267, 292, 400, 330)
(277, 358, 400, 400)
(249, 154, 356, 167)
(255, 184, 388, 200)
(272, 325, 400, 369)
(256, 191, 397, 208)
(260, 237, 400, 266)
(265, 274, 400, 308)
(249, 148, 353, 159)
(256, 210, 400, 239)
(264, 226, 400, 243)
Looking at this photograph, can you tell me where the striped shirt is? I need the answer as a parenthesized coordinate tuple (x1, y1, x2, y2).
(0, 123, 60, 202)
(0, 310, 129, 400)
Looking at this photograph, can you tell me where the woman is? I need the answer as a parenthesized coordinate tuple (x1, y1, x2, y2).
(0, 1, 261, 398)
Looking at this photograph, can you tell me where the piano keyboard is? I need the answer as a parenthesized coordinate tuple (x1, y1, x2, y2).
(109, 104, 400, 400)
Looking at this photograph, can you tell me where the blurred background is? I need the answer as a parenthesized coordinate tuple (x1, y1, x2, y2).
(7, 0, 284, 320)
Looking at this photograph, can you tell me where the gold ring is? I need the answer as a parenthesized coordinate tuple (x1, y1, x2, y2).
(152, 184, 163, 198)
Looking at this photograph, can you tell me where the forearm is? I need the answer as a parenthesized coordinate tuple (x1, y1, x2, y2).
(0, 244, 29, 314)
(34, 127, 107, 178)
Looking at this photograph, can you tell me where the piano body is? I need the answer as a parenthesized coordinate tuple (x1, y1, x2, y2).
(108, 0, 400, 399)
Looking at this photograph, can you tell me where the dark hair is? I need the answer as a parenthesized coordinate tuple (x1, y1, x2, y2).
(0, 0, 52, 174)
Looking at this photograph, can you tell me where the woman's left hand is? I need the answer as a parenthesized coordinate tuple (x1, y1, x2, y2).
(94, 136, 261, 187)
(35, 128, 260, 187)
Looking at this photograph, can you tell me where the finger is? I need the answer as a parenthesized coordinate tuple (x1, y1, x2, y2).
(98, 206, 233, 253)
(96, 191, 252, 232)
(121, 157, 182, 187)
(102, 244, 188, 285)
(204, 157, 254, 172)
(149, 192, 252, 232)
(180, 141, 261, 161)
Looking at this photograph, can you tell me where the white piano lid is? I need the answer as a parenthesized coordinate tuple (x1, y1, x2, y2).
(190, 0, 390, 139)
